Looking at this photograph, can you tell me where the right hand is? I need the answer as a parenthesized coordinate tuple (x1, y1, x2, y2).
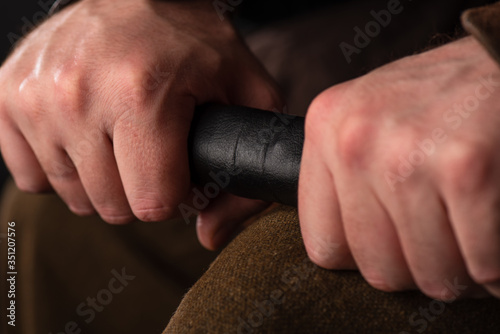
(0, 0, 282, 225)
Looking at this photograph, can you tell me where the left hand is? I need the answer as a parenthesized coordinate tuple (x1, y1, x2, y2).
(299, 36, 500, 300)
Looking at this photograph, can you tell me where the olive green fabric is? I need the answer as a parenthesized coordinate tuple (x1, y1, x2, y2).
(0, 180, 217, 334)
(165, 205, 500, 334)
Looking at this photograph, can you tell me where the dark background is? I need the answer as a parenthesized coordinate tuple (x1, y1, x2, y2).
(0, 1, 44, 189)
(1, 1, 54, 189)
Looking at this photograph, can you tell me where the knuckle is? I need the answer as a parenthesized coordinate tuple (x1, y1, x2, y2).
(336, 118, 375, 167)
(307, 107, 371, 167)
(130, 198, 175, 222)
(17, 76, 35, 101)
(306, 247, 336, 269)
(440, 143, 491, 192)
(306, 83, 370, 159)
(469, 266, 500, 285)
(44, 159, 78, 181)
(52, 65, 87, 115)
(417, 280, 448, 300)
(306, 248, 332, 269)
(363, 271, 408, 293)
(305, 91, 335, 139)
(122, 83, 149, 111)
(308, 81, 352, 114)
(382, 139, 418, 179)
(304, 237, 348, 269)
(118, 63, 156, 110)
(307, 83, 376, 168)
(307, 252, 350, 270)
(100, 212, 135, 225)
(17, 77, 41, 114)
(68, 205, 95, 217)
(94, 203, 135, 225)
(14, 177, 50, 193)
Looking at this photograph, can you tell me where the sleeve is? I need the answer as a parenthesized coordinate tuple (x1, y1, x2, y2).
(462, 2, 500, 65)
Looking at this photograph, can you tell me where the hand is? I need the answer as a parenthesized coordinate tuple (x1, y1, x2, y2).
(299, 36, 500, 299)
(0, 0, 281, 230)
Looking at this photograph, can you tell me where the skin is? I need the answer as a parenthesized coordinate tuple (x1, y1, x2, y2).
(1, 0, 499, 300)
(0, 0, 282, 248)
(299, 37, 500, 300)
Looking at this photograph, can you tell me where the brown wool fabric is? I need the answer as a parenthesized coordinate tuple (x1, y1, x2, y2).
(3, 2, 500, 333)
(462, 2, 500, 66)
(0, 180, 217, 334)
(165, 205, 500, 334)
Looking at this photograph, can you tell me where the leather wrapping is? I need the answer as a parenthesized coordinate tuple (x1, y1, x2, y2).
(188, 105, 304, 206)
(462, 2, 500, 65)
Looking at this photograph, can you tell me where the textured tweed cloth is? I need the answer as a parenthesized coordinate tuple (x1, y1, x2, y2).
(0, 180, 217, 334)
(1, 1, 500, 333)
(165, 206, 500, 333)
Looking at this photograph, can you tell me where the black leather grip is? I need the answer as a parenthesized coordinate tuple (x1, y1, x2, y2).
(189, 105, 304, 207)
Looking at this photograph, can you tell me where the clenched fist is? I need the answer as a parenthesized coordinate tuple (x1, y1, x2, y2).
(300, 37, 500, 299)
(0, 0, 281, 229)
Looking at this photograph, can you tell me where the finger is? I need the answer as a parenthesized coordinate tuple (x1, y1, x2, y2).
(193, 64, 280, 250)
(0, 122, 51, 192)
(197, 193, 270, 250)
(39, 146, 94, 216)
(5, 107, 94, 215)
(299, 143, 356, 269)
(338, 182, 415, 291)
(384, 181, 479, 300)
(66, 133, 134, 224)
(439, 155, 500, 298)
(113, 97, 194, 222)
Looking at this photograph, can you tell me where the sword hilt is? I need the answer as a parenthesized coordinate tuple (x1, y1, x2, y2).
(189, 105, 304, 207)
